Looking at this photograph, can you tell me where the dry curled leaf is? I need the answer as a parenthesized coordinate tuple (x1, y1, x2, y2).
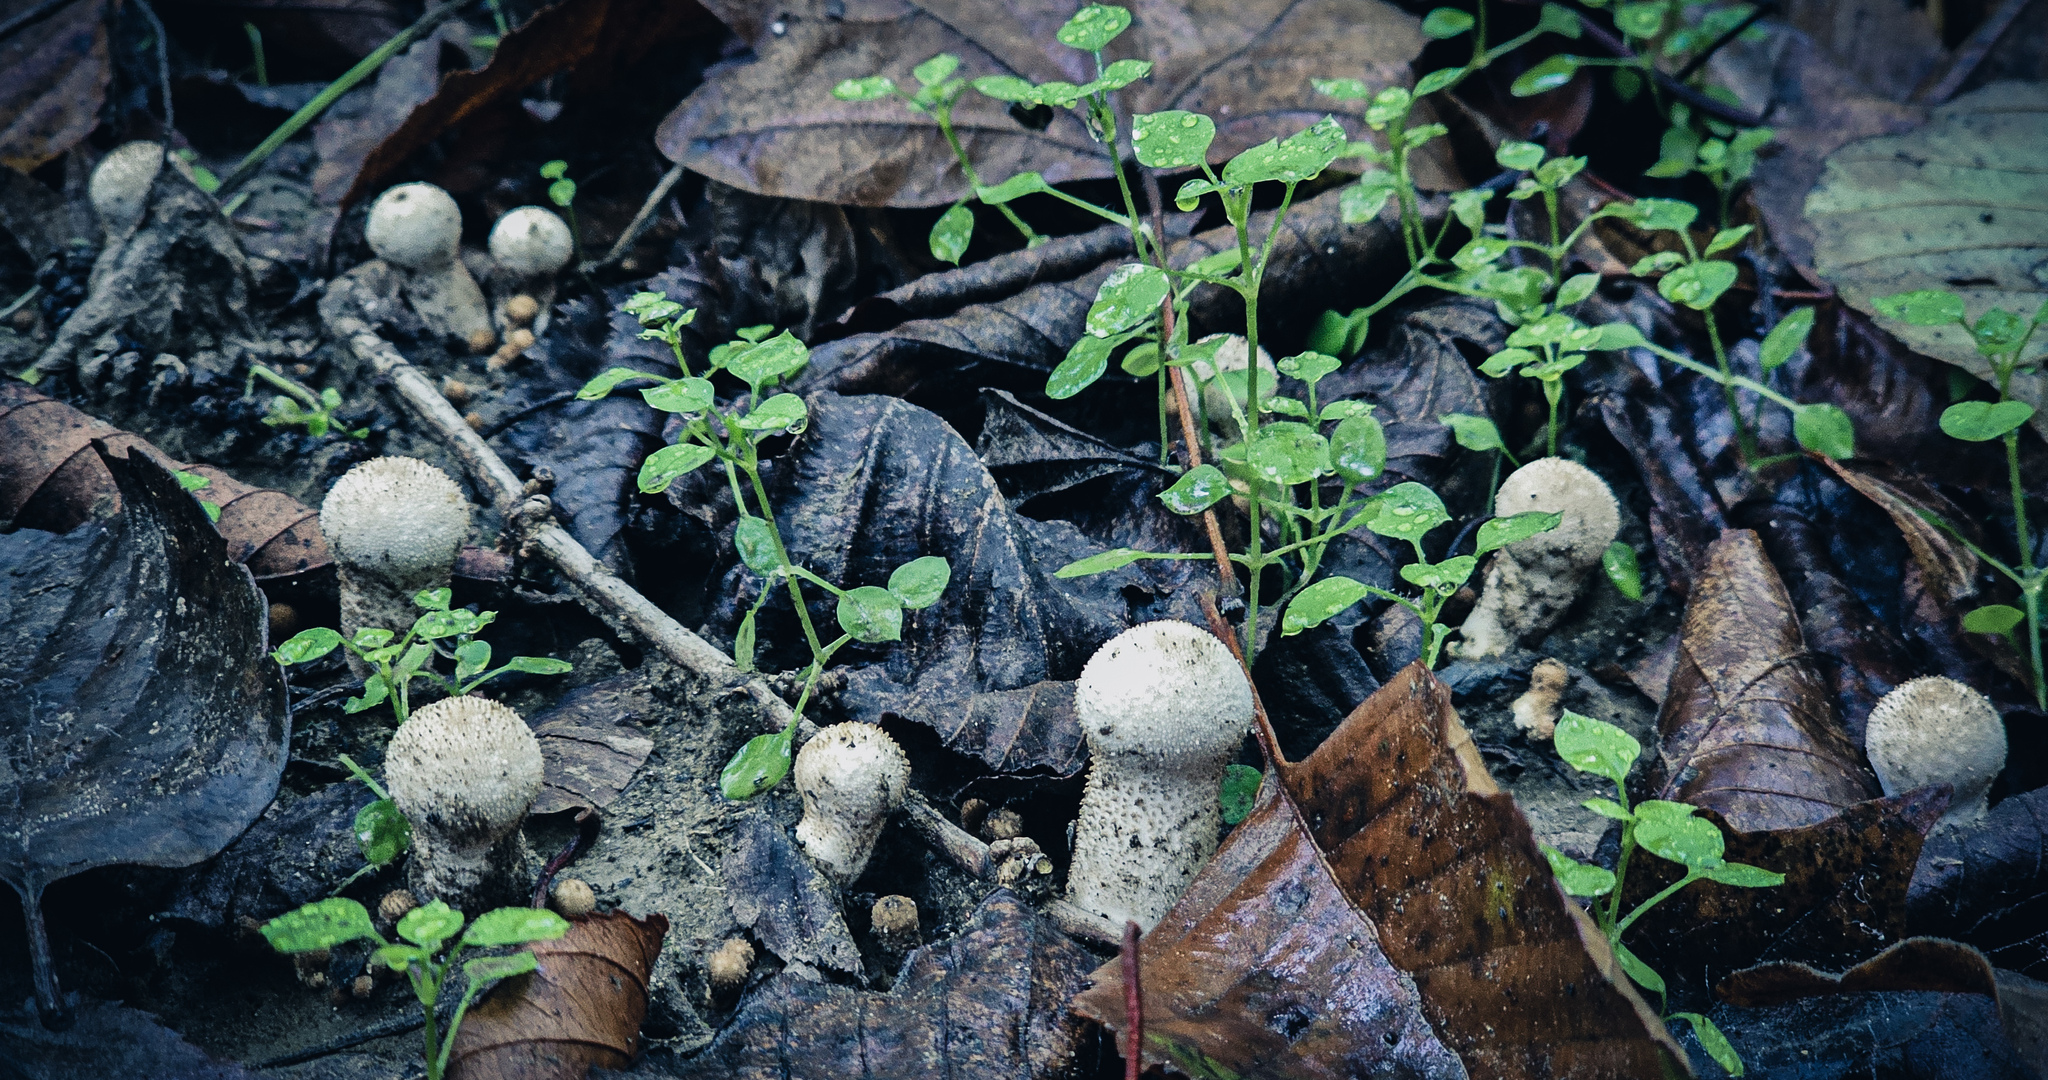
(720, 811, 864, 977)
(447, 910, 669, 1080)
(659, 0, 1429, 207)
(1910, 785, 2048, 978)
(1818, 457, 1980, 608)
(1717, 936, 2002, 1008)
(0, 380, 329, 580)
(668, 889, 1099, 1079)
(528, 672, 658, 817)
(1075, 663, 1687, 1079)
(1651, 529, 1879, 831)
(0, 0, 110, 172)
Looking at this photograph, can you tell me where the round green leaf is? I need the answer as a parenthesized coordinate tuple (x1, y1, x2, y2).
(1313, 77, 1372, 101)
(261, 898, 379, 953)
(1706, 861, 1786, 888)
(971, 75, 1036, 102)
(548, 178, 576, 207)
(1760, 307, 1815, 370)
(725, 331, 809, 391)
(1658, 260, 1739, 310)
(462, 907, 570, 948)
(1120, 342, 1162, 377)
(1440, 412, 1506, 453)
(1475, 510, 1562, 555)
(641, 376, 714, 414)
(1320, 399, 1376, 422)
(1401, 554, 1477, 593)
(465, 951, 540, 984)
(1221, 117, 1348, 186)
(1615, 941, 1666, 997)
(1048, 334, 1115, 399)
(1613, 1, 1665, 38)
(1159, 464, 1232, 514)
(837, 586, 904, 643)
(272, 627, 343, 666)
(1634, 813, 1725, 869)
(1056, 4, 1131, 50)
(738, 393, 810, 435)
(1453, 237, 1511, 270)
(1553, 710, 1641, 787)
(1055, 547, 1149, 578)
(887, 556, 951, 609)
(397, 900, 465, 948)
(832, 76, 895, 101)
(721, 731, 793, 799)
(354, 798, 411, 866)
(929, 203, 973, 265)
(1413, 67, 1461, 97)
(1962, 604, 2025, 635)
(1093, 58, 1151, 91)
(1087, 264, 1171, 338)
(1220, 764, 1263, 825)
(1282, 576, 1375, 635)
(1705, 224, 1755, 255)
(735, 515, 780, 575)
(1511, 54, 1581, 97)
(1246, 423, 1330, 486)
(1602, 541, 1644, 600)
(1364, 481, 1451, 543)
(1330, 415, 1387, 484)
(1632, 799, 1699, 823)
(1871, 289, 1968, 327)
(1555, 272, 1599, 307)
(1582, 797, 1634, 821)
(638, 443, 717, 493)
(1131, 110, 1217, 169)
(1422, 6, 1474, 37)
(413, 587, 452, 611)
(912, 53, 960, 86)
(1494, 140, 1546, 173)
(1793, 403, 1857, 459)
(504, 656, 573, 675)
(1669, 1013, 1742, 1076)
(1341, 171, 1400, 224)
(1540, 845, 1616, 897)
(1618, 197, 1699, 232)
(1277, 350, 1342, 387)
(1940, 400, 2035, 441)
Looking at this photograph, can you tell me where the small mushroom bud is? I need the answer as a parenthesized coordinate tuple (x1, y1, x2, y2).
(980, 807, 1024, 841)
(365, 182, 494, 350)
(320, 457, 471, 671)
(1456, 458, 1621, 659)
(384, 695, 544, 912)
(870, 895, 920, 955)
(488, 207, 574, 278)
(503, 294, 541, 326)
(1865, 676, 2007, 828)
(1068, 620, 1254, 930)
(89, 141, 166, 235)
(1511, 658, 1570, 741)
(707, 937, 755, 998)
(958, 798, 991, 836)
(990, 836, 1054, 898)
(376, 889, 417, 927)
(793, 723, 910, 885)
(549, 877, 598, 918)
(351, 974, 375, 1000)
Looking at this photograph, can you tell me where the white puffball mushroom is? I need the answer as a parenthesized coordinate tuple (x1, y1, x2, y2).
(1068, 620, 1254, 930)
(488, 206, 574, 277)
(90, 141, 167, 235)
(320, 457, 472, 670)
(793, 723, 910, 886)
(1865, 676, 2007, 828)
(365, 182, 495, 351)
(384, 695, 544, 912)
(1189, 334, 1277, 443)
(1456, 458, 1621, 659)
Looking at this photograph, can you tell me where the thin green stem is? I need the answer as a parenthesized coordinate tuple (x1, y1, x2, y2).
(1616, 868, 1705, 937)
(936, 107, 1041, 245)
(735, 445, 824, 657)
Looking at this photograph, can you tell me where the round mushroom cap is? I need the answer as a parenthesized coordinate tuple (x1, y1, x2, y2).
(385, 695, 544, 849)
(320, 457, 471, 578)
(1075, 620, 1253, 760)
(488, 206, 574, 276)
(366, 182, 462, 269)
(794, 723, 910, 814)
(1865, 676, 2007, 817)
(89, 142, 166, 234)
(1492, 458, 1621, 567)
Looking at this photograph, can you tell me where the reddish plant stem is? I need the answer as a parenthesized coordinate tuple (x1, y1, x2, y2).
(1200, 592, 1287, 767)
(530, 807, 600, 908)
(1121, 920, 1144, 1080)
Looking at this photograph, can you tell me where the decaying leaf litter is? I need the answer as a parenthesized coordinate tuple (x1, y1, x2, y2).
(1, 0, 2047, 1075)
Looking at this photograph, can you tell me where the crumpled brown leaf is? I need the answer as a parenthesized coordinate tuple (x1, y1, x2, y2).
(659, 0, 1429, 207)
(0, 0, 110, 172)
(528, 672, 658, 817)
(1076, 662, 1687, 1079)
(0, 998, 257, 1079)
(1651, 529, 1880, 830)
(447, 909, 670, 1080)
(664, 889, 1099, 1079)
(0, 379, 330, 580)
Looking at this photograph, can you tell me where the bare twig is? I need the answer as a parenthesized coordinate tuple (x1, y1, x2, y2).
(594, 160, 687, 270)
(900, 791, 991, 878)
(1570, 11, 1768, 127)
(1121, 920, 1144, 1080)
(1200, 592, 1286, 767)
(1913, 0, 2038, 104)
(130, 0, 173, 136)
(1671, 1, 1777, 83)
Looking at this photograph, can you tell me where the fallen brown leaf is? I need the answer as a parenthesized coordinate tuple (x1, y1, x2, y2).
(0, 379, 329, 579)
(659, 0, 1430, 207)
(0, 0, 110, 173)
(447, 910, 669, 1080)
(1718, 936, 2001, 1008)
(1818, 457, 1980, 607)
(1075, 663, 1688, 1079)
(530, 673, 658, 817)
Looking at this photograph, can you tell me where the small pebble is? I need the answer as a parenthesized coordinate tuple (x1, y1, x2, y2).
(871, 895, 919, 954)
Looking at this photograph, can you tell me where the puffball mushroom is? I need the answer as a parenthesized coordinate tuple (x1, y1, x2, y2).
(1456, 458, 1621, 659)
(89, 141, 166, 235)
(320, 457, 471, 672)
(1067, 620, 1254, 930)
(488, 206, 574, 278)
(384, 695, 544, 911)
(793, 723, 911, 886)
(1865, 676, 2007, 827)
(365, 182, 495, 351)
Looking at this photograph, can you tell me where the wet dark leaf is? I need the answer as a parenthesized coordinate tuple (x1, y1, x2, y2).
(823, 223, 1132, 339)
(665, 889, 1098, 1079)
(447, 909, 669, 1080)
(1, 446, 289, 1021)
(160, 780, 379, 931)
(660, 0, 1428, 207)
(1910, 785, 2048, 978)
(0, 999, 257, 1080)
(1595, 377, 1727, 597)
(0, 0, 110, 172)
(1075, 663, 1685, 1078)
(529, 671, 659, 816)
(1693, 990, 2034, 1079)
(1717, 937, 2001, 1008)
(308, 21, 462, 204)
(721, 811, 863, 977)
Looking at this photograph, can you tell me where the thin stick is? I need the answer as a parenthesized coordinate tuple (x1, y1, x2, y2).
(1121, 920, 1144, 1080)
(1671, 1, 1776, 83)
(1571, 13, 1767, 127)
(215, 0, 468, 196)
(595, 160, 688, 269)
(1913, 0, 2038, 104)
(131, 0, 173, 136)
(1200, 592, 1285, 767)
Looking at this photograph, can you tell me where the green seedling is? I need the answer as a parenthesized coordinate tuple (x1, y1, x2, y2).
(1219, 763, 1263, 826)
(269, 589, 573, 724)
(1540, 710, 1783, 1075)
(540, 160, 583, 266)
(333, 752, 412, 893)
(580, 296, 952, 798)
(833, 55, 1046, 258)
(247, 363, 368, 439)
(1871, 289, 2047, 709)
(261, 898, 567, 1080)
(172, 470, 223, 523)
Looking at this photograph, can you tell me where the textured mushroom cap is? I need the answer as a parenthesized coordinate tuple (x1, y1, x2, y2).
(794, 723, 910, 818)
(1865, 676, 2007, 820)
(1492, 458, 1621, 569)
(90, 142, 166, 234)
(1075, 620, 1253, 761)
(488, 206, 574, 276)
(385, 695, 544, 850)
(320, 457, 471, 579)
(366, 183, 462, 269)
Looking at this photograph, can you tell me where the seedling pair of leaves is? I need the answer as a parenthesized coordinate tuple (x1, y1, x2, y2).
(1871, 288, 2047, 708)
(247, 362, 368, 440)
(261, 897, 568, 1080)
(271, 588, 573, 723)
(1539, 710, 1784, 1075)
